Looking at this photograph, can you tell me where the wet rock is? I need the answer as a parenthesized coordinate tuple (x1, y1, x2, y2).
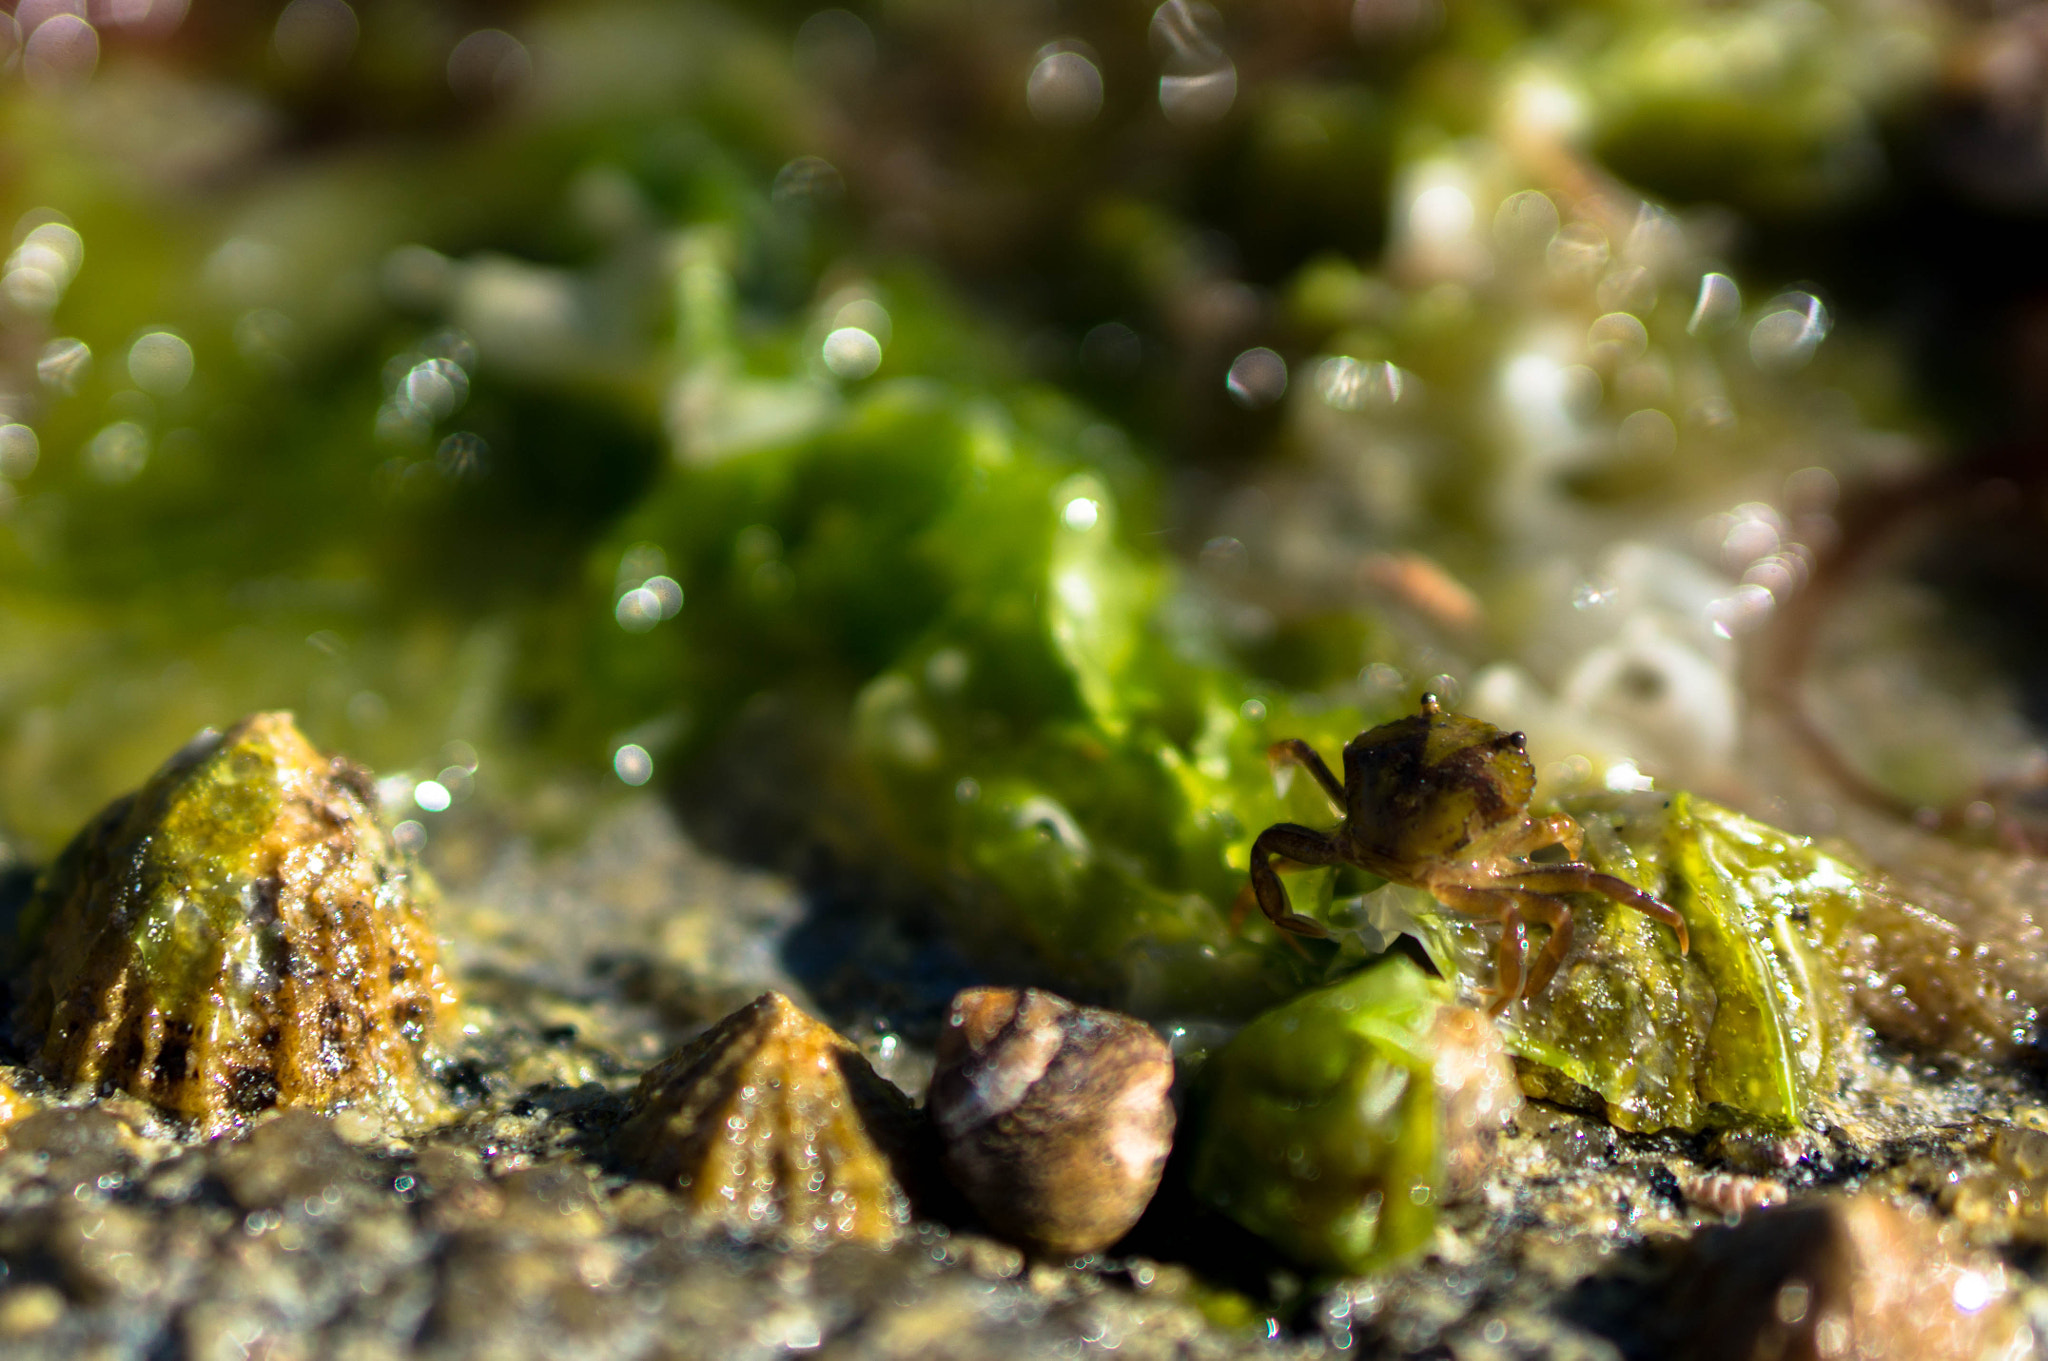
(1667, 1195, 2028, 1361)
(211, 1110, 383, 1216)
(926, 987, 1174, 1258)
(611, 991, 920, 1248)
(11, 713, 457, 1132)
(1, 1107, 137, 1192)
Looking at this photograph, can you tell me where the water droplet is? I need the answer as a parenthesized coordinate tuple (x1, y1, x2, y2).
(23, 13, 97, 91)
(447, 28, 531, 101)
(272, 0, 356, 75)
(1749, 293, 1829, 372)
(0, 424, 39, 479)
(37, 337, 91, 393)
(1027, 45, 1104, 128)
(127, 330, 194, 397)
(435, 431, 488, 479)
(85, 420, 149, 483)
(1688, 272, 1741, 336)
(1226, 347, 1288, 409)
(641, 574, 684, 618)
(772, 156, 845, 211)
(1572, 578, 1616, 610)
(821, 326, 881, 380)
(1152, 0, 1236, 126)
(1546, 221, 1609, 282)
(1617, 408, 1677, 460)
(1587, 312, 1649, 367)
(615, 587, 662, 633)
(1492, 189, 1559, 259)
(402, 357, 468, 420)
(614, 743, 654, 786)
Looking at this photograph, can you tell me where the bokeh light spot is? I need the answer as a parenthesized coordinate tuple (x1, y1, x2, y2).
(614, 743, 654, 786)
(822, 326, 882, 379)
(128, 331, 194, 397)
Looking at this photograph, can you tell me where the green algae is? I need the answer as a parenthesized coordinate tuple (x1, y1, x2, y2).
(1410, 792, 1860, 1133)
(1185, 958, 1450, 1276)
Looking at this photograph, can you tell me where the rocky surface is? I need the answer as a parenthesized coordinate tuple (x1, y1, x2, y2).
(0, 793, 2043, 1358)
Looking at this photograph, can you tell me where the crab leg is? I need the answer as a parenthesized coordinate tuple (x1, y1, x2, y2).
(1435, 884, 1529, 1016)
(1488, 812, 1584, 862)
(1504, 864, 1688, 955)
(1247, 822, 1342, 938)
(1267, 738, 1346, 809)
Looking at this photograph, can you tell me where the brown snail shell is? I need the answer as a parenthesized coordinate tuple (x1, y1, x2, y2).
(612, 991, 921, 1248)
(11, 713, 455, 1132)
(927, 987, 1175, 1258)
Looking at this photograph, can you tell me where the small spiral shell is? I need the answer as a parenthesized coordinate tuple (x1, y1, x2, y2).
(927, 987, 1175, 1258)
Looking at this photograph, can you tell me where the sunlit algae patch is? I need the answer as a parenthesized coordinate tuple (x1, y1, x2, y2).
(11, 713, 456, 1131)
(1186, 957, 1452, 1276)
(612, 991, 923, 1248)
(1404, 792, 1859, 1134)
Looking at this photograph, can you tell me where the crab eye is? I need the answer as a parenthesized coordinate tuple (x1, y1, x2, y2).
(1508, 731, 1527, 751)
(1419, 692, 1441, 715)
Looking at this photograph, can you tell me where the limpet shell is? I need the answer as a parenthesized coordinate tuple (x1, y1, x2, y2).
(927, 987, 1175, 1258)
(11, 713, 455, 1131)
(612, 991, 921, 1248)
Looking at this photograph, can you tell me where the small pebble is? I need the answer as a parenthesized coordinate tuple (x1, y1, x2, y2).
(1667, 1194, 2027, 1361)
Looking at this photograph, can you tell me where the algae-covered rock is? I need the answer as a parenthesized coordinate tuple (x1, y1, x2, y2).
(1411, 792, 1858, 1133)
(612, 991, 921, 1248)
(11, 714, 456, 1132)
(1185, 957, 1453, 1275)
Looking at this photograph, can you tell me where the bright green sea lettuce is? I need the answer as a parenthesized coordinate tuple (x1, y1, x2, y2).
(1185, 957, 1450, 1276)
(1405, 792, 1860, 1133)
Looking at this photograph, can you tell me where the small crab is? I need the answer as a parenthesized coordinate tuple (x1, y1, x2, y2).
(1245, 694, 1688, 1014)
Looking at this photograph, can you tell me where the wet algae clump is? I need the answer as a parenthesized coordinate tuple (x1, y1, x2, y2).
(10, 714, 456, 1131)
(1186, 957, 1453, 1276)
(1410, 792, 1863, 1134)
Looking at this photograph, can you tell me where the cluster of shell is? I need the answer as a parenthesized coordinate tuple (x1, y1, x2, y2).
(0, 711, 1501, 1265)
(9, 713, 455, 1131)
(612, 986, 1178, 1257)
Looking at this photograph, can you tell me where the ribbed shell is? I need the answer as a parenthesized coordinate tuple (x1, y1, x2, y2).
(612, 992, 919, 1248)
(12, 713, 455, 1131)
